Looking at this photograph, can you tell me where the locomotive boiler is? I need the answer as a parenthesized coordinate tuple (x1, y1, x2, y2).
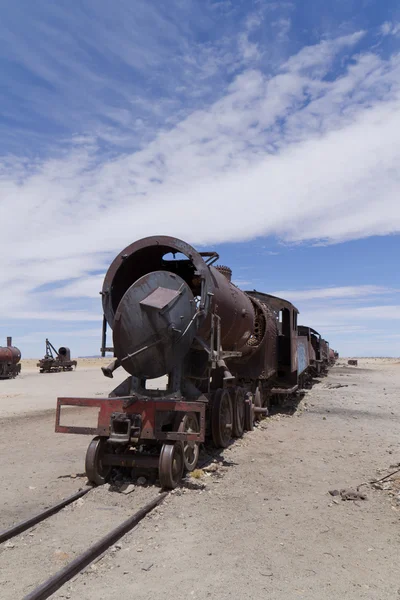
(55, 236, 325, 488)
(0, 337, 21, 379)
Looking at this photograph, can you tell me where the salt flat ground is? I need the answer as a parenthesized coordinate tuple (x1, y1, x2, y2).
(0, 358, 400, 599)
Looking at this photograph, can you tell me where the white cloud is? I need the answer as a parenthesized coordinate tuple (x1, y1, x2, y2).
(52, 275, 106, 299)
(301, 305, 400, 325)
(271, 286, 396, 302)
(297, 304, 400, 358)
(269, 284, 400, 357)
(281, 32, 365, 74)
(10, 310, 100, 322)
(381, 22, 400, 37)
(232, 279, 253, 287)
(3, 33, 399, 272)
(1, 22, 400, 356)
(271, 18, 291, 42)
(16, 328, 101, 344)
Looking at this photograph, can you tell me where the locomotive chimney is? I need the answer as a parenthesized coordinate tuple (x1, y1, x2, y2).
(7, 337, 12, 348)
(215, 265, 232, 282)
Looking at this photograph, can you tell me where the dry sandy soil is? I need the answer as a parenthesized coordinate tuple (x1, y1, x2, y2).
(1, 358, 400, 599)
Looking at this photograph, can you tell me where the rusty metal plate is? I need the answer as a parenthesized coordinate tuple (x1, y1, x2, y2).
(140, 286, 180, 310)
(113, 271, 196, 379)
(296, 336, 309, 375)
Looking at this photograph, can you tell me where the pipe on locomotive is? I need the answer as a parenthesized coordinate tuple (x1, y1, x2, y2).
(100, 236, 256, 382)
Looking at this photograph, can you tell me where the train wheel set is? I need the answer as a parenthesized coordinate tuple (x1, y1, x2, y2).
(80, 384, 267, 489)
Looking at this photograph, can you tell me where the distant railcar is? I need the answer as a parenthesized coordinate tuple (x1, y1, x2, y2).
(38, 339, 77, 373)
(0, 337, 21, 379)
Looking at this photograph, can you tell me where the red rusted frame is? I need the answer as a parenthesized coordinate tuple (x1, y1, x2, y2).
(55, 396, 206, 442)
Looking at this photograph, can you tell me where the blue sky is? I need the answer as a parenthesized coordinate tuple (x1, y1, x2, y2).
(0, 0, 399, 358)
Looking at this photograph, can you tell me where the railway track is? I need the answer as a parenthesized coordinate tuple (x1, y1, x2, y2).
(0, 488, 92, 545)
(0, 443, 234, 599)
(0, 487, 168, 600)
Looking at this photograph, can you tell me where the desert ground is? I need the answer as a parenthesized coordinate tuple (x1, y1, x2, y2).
(1, 358, 400, 599)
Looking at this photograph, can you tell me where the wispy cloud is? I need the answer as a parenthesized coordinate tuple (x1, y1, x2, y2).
(271, 285, 396, 302)
(272, 284, 400, 356)
(381, 22, 400, 36)
(0, 4, 399, 356)
(1, 31, 399, 320)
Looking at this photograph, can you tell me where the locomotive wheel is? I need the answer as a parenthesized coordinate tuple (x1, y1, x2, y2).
(178, 413, 200, 472)
(159, 443, 184, 489)
(85, 436, 112, 486)
(244, 392, 254, 431)
(232, 387, 245, 438)
(211, 389, 233, 448)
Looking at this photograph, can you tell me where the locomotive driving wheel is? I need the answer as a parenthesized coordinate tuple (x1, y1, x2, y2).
(159, 442, 184, 489)
(85, 436, 112, 486)
(211, 388, 233, 448)
(177, 412, 200, 472)
(232, 387, 245, 438)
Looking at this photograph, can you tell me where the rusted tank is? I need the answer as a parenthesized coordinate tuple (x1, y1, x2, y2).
(59, 347, 72, 361)
(101, 236, 255, 379)
(0, 337, 21, 379)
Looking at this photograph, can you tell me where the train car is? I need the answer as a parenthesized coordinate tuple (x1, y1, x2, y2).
(237, 291, 304, 411)
(320, 339, 330, 373)
(0, 337, 21, 379)
(55, 236, 334, 489)
(295, 327, 312, 389)
(298, 325, 330, 376)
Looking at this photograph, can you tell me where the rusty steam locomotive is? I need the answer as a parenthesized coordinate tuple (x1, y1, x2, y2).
(0, 337, 21, 379)
(56, 236, 336, 489)
(37, 339, 77, 373)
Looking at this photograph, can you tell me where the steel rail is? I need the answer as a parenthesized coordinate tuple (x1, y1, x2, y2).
(0, 487, 92, 545)
(24, 491, 168, 600)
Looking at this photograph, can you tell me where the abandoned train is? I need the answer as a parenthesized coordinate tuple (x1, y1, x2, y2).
(0, 337, 21, 379)
(56, 235, 337, 489)
(38, 339, 77, 373)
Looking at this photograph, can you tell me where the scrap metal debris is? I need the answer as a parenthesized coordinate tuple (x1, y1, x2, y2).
(329, 488, 368, 501)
